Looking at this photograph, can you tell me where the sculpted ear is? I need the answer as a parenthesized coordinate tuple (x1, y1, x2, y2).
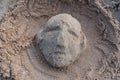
(83, 35, 87, 49)
(80, 33, 87, 50)
(35, 30, 43, 45)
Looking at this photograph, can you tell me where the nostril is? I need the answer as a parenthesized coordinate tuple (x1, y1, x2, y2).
(56, 44, 65, 49)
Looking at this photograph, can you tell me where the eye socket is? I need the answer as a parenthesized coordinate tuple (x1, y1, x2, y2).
(47, 25, 61, 32)
(68, 29, 79, 38)
(44, 25, 61, 38)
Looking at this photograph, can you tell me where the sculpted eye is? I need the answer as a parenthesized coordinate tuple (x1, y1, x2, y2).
(48, 26, 61, 32)
(45, 26, 60, 37)
(68, 29, 79, 38)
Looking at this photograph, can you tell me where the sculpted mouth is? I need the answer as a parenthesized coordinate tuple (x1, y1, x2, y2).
(54, 51, 65, 54)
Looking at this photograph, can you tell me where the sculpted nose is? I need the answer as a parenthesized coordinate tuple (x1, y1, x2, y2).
(56, 32, 65, 48)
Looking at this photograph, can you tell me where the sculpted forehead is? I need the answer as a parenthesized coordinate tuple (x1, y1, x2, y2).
(44, 13, 82, 32)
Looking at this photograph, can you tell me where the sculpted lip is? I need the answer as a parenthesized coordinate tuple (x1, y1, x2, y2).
(54, 51, 65, 54)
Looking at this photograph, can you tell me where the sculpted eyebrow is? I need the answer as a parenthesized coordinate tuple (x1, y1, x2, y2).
(68, 29, 79, 38)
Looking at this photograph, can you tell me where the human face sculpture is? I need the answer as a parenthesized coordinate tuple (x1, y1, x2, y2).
(36, 13, 87, 67)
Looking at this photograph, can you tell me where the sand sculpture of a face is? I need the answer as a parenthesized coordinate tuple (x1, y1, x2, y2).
(36, 13, 87, 67)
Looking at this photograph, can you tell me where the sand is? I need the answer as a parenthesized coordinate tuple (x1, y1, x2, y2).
(0, 0, 120, 80)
